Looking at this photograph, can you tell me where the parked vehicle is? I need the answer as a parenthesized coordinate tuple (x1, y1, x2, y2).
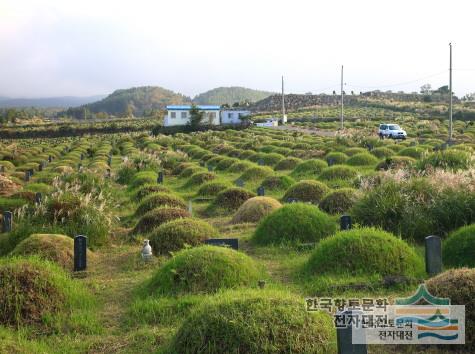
(378, 123, 407, 139)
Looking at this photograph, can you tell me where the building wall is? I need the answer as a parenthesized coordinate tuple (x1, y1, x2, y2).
(221, 110, 250, 124)
(164, 109, 220, 127)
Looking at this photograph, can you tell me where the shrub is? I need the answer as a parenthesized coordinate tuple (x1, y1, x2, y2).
(10, 234, 93, 270)
(319, 165, 358, 180)
(238, 166, 273, 182)
(274, 157, 302, 170)
(144, 246, 260, 295)
(0, 257, 95, 330)
(252, 203, 336, 245)
(282, 180, 330, 204)
(133, 207, 191, 235)
(135, 193, 186, 216)
(231, 197, 282, 224)
(376, 156, 415, 170)
(324, 152, 348, 165)
(291, 159, 328, 178)
(132, 184, 171, 202)
(346, 153, 379, 166)
(306, 228, 424, 278)
(443, 224, 475, 268)
(417, 150, 472, 171)
(166, 289, 336, 354)
(208, 187, 256, 214)
(319, 188, 360, 214)
(426, 268, 475, 349)
(148, 218, 218, 254)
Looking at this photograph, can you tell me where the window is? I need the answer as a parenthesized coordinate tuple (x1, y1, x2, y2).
(228, 112, 234, 119)
(389, 125, 400, 130)
(181, 111, 187, 119)
(170, 112, 176, 119)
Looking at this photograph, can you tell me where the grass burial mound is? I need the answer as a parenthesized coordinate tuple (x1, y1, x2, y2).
(274, 157, 302, 171)
(197, 181, 230, 197)
(144, 246, 260, 295)
(132, 184, 171, 202)
(319, 165, 358, 181)
(165, 289, 336, 354)
(133, 207, 191, 235)
(282, 180, 330, 204)
(376, 156, 416, 170)
(443, 224, 475, 268)
(184, 171, 216, 188)
(290, 159, 327, 178)
(306, 228, 424, 279)
(426, 268, 475, 349)
(135, 192, 187, 216)
(238, 166, 273, 182)
(252, 203, 336, 246)
(10, 234, 93, 270)
(148, 218, 218, 255)
(231, 197, 282, 224)
(261, 175, 295, 191)
(319, 188, 360, 214)
(0, 257, 95, 330)
(345, 152, 379, 166)
(207, 187, 256, 215)
(324, 152, 348, 165)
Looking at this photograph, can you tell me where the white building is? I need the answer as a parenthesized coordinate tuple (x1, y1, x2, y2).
(164, 105, 221, 127)
(220, 110, 251, 125)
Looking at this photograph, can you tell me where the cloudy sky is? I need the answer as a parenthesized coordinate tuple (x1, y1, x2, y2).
(0, 0, 474, 98)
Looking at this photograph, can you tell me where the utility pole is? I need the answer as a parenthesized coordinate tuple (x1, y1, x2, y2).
(282, 75, 286, 124)
(340, 65, 344, 129)
(448, 43, 453, 142)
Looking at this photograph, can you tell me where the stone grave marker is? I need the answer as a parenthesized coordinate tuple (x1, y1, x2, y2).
(425, 235, 442, 276)
(2, 211, 12, 233)
(340, 215, 352, 230)
(336, 309, 368, 354)
(257, 186, 265, 196)
(258, 159, 265, 166)
(157, 171, 164, 184)
(205, 238, 239, 250)
(74, 235, 87, 272)
(35, 192, 42, 204)
(24, 171, 30, 182)
(235, 178, 244, 187)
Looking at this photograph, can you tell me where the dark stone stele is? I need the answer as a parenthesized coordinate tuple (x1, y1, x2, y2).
(336, 310, 368, 354)
(204, 238, 239, 250)
(157, 171, 164, 184)
(257, 186, 265, 196)
(74, 235, 88, 272)
(235, 179, 244, 187)
(258, 159, 264, 166)
(286, 197, 299, 203)
(2, 211, 12, 233)
(340, 215, 352, 230)
(425, 235, 442, 276)
(207, 165, 214, 172)
(35, 192, 42, 204)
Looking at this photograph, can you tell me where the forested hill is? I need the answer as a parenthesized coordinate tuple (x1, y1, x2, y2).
(65, 86, 191, 118)
(193, 87, 275, 106)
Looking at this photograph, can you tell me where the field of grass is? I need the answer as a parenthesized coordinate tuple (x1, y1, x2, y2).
(1, 120, 475, 353)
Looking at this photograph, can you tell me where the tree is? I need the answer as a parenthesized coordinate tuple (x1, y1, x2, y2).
(189, 104, 204, 129)
(420, 84, 432, 95)
(435, 85, 450, 94)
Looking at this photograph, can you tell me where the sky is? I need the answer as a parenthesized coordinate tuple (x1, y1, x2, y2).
(0, 0, 474, 98)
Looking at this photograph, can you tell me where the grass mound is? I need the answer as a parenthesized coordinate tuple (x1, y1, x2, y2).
(398, 146, 426, 159)
(346, 152, 379, 166)
(324, 152, 348, 165)
(132, 184, 171, 202)
(261, 175, 295, 191)
(133, 207, 191, 235)
(148, 218, 218, 254)
(130, 171, 158, 189)
(319, 165, 358, 180)
(345, 147, 367, 156)
(238, 166, 273, 182)
(10, 234, 93, 270)
(252, 203, 336, 245)
(0, 257, 96, 330)
(135, 192, 186, 216)
(376, 156, 416, 170)
(184, 172, 216, 187)
(179, 166, 206, 178)
(290, 159, 327, 178)
(319, 188, 360, 214)
(443, 224, 475, 268)
(166, 289, 336, 353)
(208, 187, 256, 214)
(306, 228, 424, 278)
(371, 147, 394, 159)
(231, 197, 282, 224)
(197, 181, 230, 197)
(144, 246, 260, 295)
(274, 157, 302, 171)
(417, 150, 472, 171)
(426, 268, 475, 349)
(282, 180, 330, 204)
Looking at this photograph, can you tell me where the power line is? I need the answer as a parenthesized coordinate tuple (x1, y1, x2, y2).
(345, 70, 447, 90)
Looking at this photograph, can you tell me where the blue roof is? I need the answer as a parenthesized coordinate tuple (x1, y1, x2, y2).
(167, 105, 220, 110)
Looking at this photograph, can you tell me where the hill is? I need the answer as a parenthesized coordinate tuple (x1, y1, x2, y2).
(0, 95, 106, 108)
(193, 87, 275, 106)
(86, 86, 191, 115)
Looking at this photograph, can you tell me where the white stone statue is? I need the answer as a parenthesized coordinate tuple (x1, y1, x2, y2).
(141, 239, 152, 260)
